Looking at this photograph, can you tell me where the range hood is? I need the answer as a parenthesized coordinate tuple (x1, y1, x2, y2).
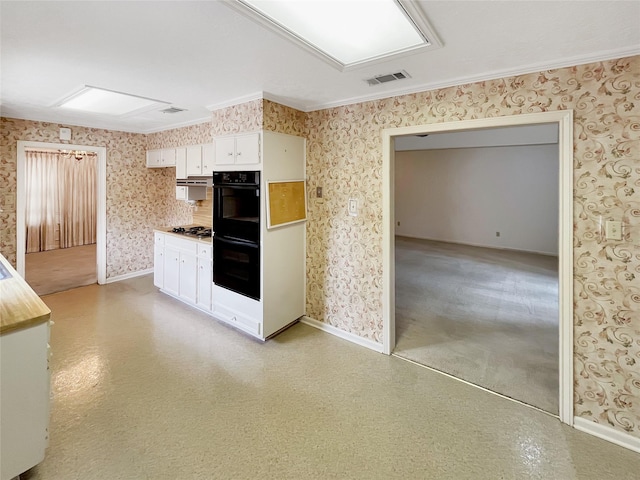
(177, 178, 212, 187)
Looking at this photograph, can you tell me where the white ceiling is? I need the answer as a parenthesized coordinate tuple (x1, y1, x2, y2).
(2, 1, 639, 134)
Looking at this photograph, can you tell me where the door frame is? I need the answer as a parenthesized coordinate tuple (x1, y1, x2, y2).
(16, 141, 107, 285)
(381, 110, 574, 425)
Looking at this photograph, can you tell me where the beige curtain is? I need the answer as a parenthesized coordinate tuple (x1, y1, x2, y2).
(25, 150, 97, 253)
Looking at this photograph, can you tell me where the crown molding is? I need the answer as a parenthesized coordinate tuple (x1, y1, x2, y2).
(206, 92, 266, 112)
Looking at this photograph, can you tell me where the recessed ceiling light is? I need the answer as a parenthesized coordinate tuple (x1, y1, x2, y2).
(56, 86, 170, 116)
(229, 0, 441, 70)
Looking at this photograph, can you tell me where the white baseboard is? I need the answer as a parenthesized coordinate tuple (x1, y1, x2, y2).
(105, 268, 153, 284)
(300, 316, 384, 353)
(573, 417, 640, 453)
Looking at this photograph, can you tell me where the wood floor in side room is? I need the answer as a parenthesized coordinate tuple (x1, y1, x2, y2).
(394, 236, 559, 414)
(25, 244, 97, 296)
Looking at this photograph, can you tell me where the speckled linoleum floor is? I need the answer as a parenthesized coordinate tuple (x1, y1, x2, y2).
(22, 275, 639, 479)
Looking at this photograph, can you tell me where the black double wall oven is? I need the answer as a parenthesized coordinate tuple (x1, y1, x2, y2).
(212, 171, 260, 300)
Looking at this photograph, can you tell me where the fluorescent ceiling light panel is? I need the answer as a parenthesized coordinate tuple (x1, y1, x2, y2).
(233, 0, 439, 69)
(57, 86, 170, 116)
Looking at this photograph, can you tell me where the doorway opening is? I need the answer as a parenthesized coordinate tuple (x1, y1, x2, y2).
(393, 125, 559, 414)
(382, 111, 574, 425)
(17, 141, 107, 291)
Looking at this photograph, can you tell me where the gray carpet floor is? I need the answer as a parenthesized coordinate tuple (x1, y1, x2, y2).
(394, 236, 559, 414)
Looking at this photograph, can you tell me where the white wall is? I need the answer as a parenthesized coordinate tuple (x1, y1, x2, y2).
(395, 144, 559, 255)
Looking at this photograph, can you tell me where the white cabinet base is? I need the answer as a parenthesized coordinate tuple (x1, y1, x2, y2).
(1, 322, 49, 480)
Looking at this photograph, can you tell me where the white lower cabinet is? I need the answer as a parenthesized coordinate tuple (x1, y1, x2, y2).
(196, 243, 213, 310)
(163, 245, 180, 297)
(1, 321, 50, 480)
(154, 231, 212, 312)
(179, 251, 198, 304)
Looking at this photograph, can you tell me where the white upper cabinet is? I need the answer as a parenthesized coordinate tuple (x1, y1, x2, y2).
(186, 145, 203, 176)
(175, 147, 187, 179)
(148, 143, 211, 175)
(147, 148, 176, 168)
(186, 144, 215, 177)
(161, 148, 176, 166)
(202, 143, 215, 176)
(214, 132, 261, 168)
(146, 149, 162, 167)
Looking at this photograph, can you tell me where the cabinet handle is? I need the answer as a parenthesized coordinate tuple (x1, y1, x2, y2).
(227, 152, 233, 156)
(237, 151, 242, 156)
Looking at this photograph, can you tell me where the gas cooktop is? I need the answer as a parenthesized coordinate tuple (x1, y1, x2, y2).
(170, 226, 212, 238)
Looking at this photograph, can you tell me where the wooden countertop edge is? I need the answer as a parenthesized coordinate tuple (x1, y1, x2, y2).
(0, 312, 51, 335)
(0, 253, 52, 335)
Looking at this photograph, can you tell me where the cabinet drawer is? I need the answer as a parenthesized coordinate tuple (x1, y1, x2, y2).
(197, 243, 212, 258)
(154, 232, 165, 247)
(165, 235, 198, 253)
(213, 303, 261, 337)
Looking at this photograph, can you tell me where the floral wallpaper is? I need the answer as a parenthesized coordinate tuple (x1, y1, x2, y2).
(211, 99, 263, 136)
(146, 121, 212, 150)
(263, 99, 307, 137)
(303, 56, 640, 438)
(1, 56, 638, 439)
(0, 118, 191, 277)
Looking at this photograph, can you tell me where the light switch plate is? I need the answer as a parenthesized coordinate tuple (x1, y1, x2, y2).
(348, 198, 358, 216)
(59, 127, 71, 141)
(605, 220, 622, 240)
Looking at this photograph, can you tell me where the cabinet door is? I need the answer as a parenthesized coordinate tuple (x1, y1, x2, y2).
(214, 137, 236, 166)
(153, 233, 165, 288)
(161, 148, 176, 166)
(201, 144, 215, 176)
(186, 145, 203, 176)
(175, 148, 187, 179)
(163, 246, 180, 296)
(235, 133, 260, 165)
(197, 257, 213, 310)
(154, 247, 164, 288)
(179, 252, 198, 304)
(146, 150, 162, 167)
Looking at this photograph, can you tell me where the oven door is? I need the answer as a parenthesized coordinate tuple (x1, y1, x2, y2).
(213, 184, 260, 242)
(213, 236, 260, 300)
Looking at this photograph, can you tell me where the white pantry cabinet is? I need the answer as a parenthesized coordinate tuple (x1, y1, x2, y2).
(214, 132, 261, 169)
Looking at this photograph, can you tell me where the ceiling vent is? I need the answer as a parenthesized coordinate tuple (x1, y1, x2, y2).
(161, 107, 186, 114)
(365, 70, 411, 86)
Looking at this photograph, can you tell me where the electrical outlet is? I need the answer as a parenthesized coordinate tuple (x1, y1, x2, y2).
(605, 221, 622, 240)
(397, 221, 400, 226)
(496, 232, 500, 237)
(316, 186, 323, 198)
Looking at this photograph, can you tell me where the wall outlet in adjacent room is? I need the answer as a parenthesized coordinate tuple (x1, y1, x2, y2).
(496, 231, 500, 237)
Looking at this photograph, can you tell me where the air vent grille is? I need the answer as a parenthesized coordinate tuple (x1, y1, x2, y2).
(161, 107, 187, 114)
(365, 70, 411, 86)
